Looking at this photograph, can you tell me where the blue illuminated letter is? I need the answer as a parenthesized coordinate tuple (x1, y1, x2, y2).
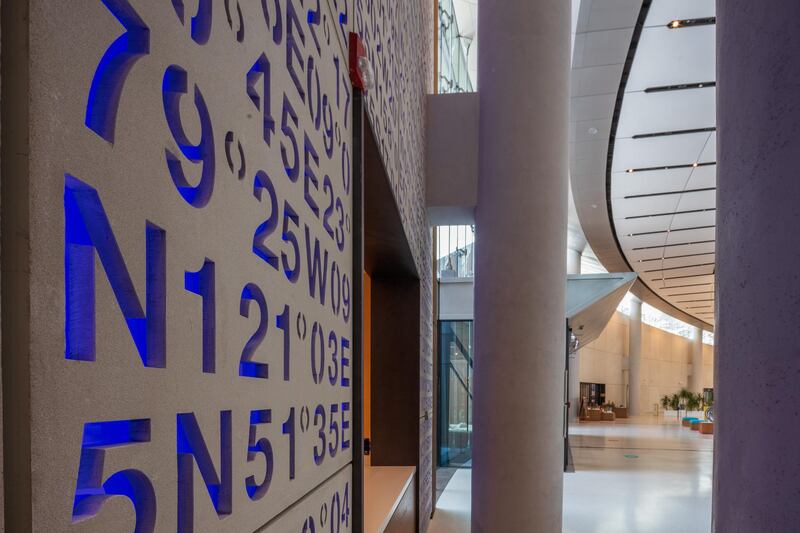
(65, 175, 166, 367)
(177, 412, 233, 531)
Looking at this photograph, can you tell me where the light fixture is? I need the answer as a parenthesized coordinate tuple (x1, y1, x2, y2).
(588, 127, 599, 135)
(669, 20, 682, 28)
(693, 162, 699, 167)
(627, 168, 634, 173)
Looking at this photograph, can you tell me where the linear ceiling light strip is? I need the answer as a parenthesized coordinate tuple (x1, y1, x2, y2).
(660, 282, 714, 289)
(676, 298, 715, 304)
(667, 17, 716, 29)
(625, 187, 716, 200)
(664, 290, 715, 297)
(625, 161, 716, 174)
(645, 81, 716, 93)
(643, 262, 715, 273)
(625, 207, 716, 220)
(638, 251, 716, 262)
(629, 224, 715, 237)
(633, 127, 716, 140)
(633, 239, 715, 251)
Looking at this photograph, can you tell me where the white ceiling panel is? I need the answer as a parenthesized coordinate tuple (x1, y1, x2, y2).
(612, 132, 712, 172)
(625, 26, 715, 92)
(616, 88, 716, 138)
(611, 167, 694, 198)
(646, 0, 715, 26)
(611, 195, 680, 219)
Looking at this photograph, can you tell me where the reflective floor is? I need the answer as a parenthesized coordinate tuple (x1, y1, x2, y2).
(428, 416, 713, 532)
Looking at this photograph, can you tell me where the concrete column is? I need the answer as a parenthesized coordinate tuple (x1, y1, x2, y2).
(628, 297, 642, 415)
(472, 0, 569, 530)
(715, 2, 800, 531)
(566, 247, 582, 420)
(689, 327, 703, 394)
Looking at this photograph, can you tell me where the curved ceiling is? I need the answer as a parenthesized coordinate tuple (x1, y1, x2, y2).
(611, 0, 716, 327)
(570, 0, 716, 329)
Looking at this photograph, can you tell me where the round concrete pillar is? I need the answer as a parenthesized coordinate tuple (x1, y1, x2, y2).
(689, 327, 703, 394)
(627, 297, 642, 415)
(472, 0, 570, 530)
(715, 2, 800, 530)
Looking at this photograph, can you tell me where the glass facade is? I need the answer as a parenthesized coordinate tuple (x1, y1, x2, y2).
(438, 0, 474, 93)
(438, 320, 474, 468)
(436, 225, 475, 279)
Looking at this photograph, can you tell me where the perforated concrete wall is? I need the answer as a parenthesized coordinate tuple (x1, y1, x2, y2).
(2, 0, 432, 531)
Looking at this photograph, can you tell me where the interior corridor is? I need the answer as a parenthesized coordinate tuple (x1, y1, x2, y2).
(430, 417, 713, 532)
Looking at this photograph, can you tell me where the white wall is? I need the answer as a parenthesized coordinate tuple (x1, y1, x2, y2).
(580, 311, 715, 413)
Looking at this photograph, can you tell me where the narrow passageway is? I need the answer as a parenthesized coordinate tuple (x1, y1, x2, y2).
(430, 416, 713, 532)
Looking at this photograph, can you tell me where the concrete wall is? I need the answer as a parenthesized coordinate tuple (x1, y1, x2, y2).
(580, 311, 715, 412)
(1, 0, 432, 531)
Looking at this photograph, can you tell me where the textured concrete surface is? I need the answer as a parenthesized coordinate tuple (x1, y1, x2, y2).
(715, 1, 800, 531)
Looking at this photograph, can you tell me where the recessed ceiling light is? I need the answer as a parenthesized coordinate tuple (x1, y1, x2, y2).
(693, 162, 699, 167)
(669, 20, 682, 28)
(588, 127, 599, 135)
(627, 169, 634, 173)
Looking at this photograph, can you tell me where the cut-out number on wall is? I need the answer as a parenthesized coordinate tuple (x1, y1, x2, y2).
(247, 54, 275, 145)
(246, 410, 274, 501)
(184, 259, 216, 374)
(162, 65, 215, 208)
(171, 0, 212, 45)
(85, 0, 150, 143)
(71, 419, 156, 533)
(239, 283, 270, 379)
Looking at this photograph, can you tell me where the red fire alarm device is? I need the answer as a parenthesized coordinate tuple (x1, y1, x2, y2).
(348, 32, 375, 92)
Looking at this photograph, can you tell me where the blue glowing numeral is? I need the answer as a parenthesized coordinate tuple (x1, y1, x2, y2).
(281, 96, 300, 182)
(184, 259, 216, 374)
(261, 0, 283, 44)
(335, 197, 346, 252)
(341, 143, 351, 195)
(246, 410, 274, 501)
(307, 0, 322, 54)
(307, 57, 322, 130)
(282, 408, 296, 480)
(330, 262, 342, 316)
(342, 274, 351, 323)
(286, 0, 306, 101)
(331, 492, 341, 533)
(171, 0, 212, 45)
(71, 419, 156, 533)
(305, 226, 329, 305)
(323, 96, 334, 158)
(247, 54, 276, 145)
(327, 330, 339, 386)
(313, 405, 327, 466)
(328, 404, 339, 458)
(342, 482, 351, 526)
(304, 135, 321, 217)
(276, 305, 291, 381)
(239, 283, 269, 379)
(335, 0, 348, 44)
(65, 175, 166, 368)
(176, 412, 232, 532)
(162, 66, 215, 208)
(310, 322, 325, 385)
(253, 171, 280, 269)
(85, 0, 150, 143)
(322, 175, 335, 240)
(282, 201, 301, 283)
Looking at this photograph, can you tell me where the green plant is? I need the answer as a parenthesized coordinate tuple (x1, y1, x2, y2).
(669, 393, 680, 410)
(685, 393, 701, 411)
(660, 395, 671, 410)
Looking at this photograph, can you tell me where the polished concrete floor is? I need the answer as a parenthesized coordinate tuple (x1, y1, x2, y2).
(428, 416, 713, 532)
